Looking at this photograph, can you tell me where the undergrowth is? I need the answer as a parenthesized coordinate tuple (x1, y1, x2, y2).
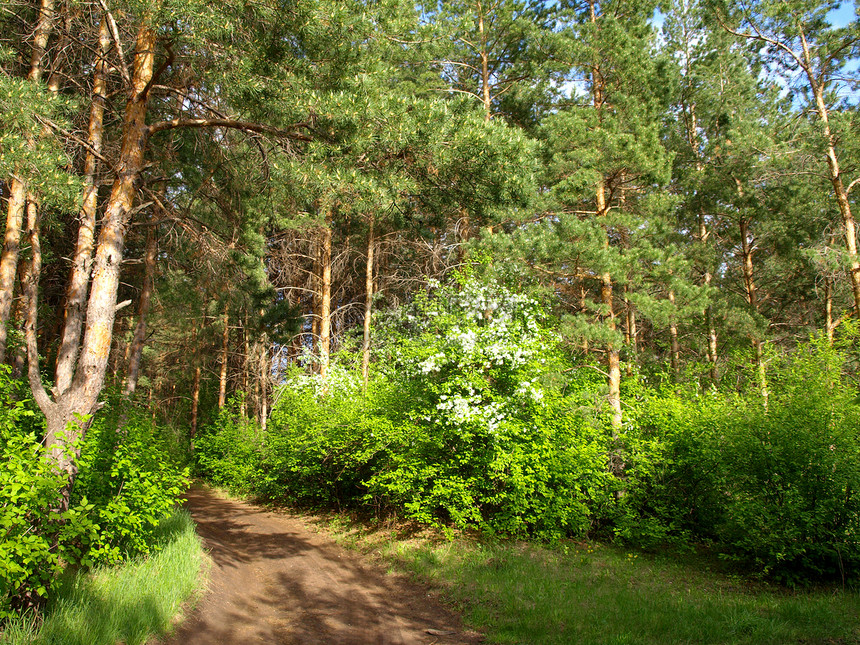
(0, 509, 205, 645)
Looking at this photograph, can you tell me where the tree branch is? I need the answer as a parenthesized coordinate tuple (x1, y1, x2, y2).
(147, 118, 315, 141)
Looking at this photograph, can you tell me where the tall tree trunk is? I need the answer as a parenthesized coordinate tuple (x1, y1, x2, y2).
(218, 304, 229, 408)
(124, 219, 157, 397)
(55, 16, 110, 393)
(0, 0, 56, 362)
(597, 181, 622, 432)
(699, 214, 718, 384)
(796, 29, 860, 315)
(826, 276, 835, 346)
(32, 22, 157, 498)
(258, 341, 269, 432)
(739, 217, 768, 407)
(362, 216, 375, 389)
(319, 209, 332, 383)
(478, 0, 491, 121)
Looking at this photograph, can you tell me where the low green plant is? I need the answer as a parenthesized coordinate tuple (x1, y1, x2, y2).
(0, 509, 205, 645)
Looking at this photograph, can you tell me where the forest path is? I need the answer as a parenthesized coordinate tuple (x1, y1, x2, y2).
(160, 486, 483, 645)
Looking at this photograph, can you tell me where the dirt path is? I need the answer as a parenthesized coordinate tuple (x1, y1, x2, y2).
(162, 487, 484, 645)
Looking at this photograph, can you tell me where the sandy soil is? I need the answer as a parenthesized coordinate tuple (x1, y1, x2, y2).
(160, 487, 484, 645)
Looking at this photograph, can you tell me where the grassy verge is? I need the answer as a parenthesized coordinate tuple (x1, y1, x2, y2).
(0, 509, 206, 645)
(314, 516, 860, 645)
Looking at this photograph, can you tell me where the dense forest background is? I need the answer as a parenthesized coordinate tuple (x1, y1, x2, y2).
(3, 0, 860, 617)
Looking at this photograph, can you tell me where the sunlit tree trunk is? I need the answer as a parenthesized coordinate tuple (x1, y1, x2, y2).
(319, 209, 332, 383)
(190, 324, 201, 442)
(0, 0, 55, 363)
(55, 17, 111, 393)
(739, 217, 768, 407)
(668, 289, 680, 380)
(29, 23, 158, 509)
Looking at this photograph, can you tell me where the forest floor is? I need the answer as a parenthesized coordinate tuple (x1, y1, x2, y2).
(159, 486, 484, 645)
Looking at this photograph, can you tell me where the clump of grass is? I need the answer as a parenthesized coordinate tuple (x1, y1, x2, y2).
(314, 515, 860, 645)
(0, 509, 205, 645)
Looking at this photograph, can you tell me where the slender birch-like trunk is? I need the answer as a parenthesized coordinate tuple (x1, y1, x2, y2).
(319, 209, 332, 383)
(218, 305, 229, 408)
(124, 220, 157, 397)
(739, 217, 768, 407)
(362, 216, 375, 388)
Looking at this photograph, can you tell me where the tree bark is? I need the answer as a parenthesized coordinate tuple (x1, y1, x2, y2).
(362, 216, 375, 389)
(190, 324, 201, 442)
(241, 314, 249, 417)
(0, 0, 56, 363)
(124, 219, 157, 397)
(0, 183, 26, 364)
(33, 22, 157, 494)
(55, 16, 111, 394)
(478, 0, 491, 121)
(258, 341, 269, 431)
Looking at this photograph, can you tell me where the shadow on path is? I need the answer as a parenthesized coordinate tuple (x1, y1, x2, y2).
(161, 487, 483, 645)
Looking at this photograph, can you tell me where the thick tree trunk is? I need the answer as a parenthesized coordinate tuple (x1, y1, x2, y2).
(33, 23, 157, 494)
(319, 210, 332, 383)
(124, 220, 157, 397)
(218, 305, 229, 408)
(55, 17, 110, 394)
(362, 216, 375, 389)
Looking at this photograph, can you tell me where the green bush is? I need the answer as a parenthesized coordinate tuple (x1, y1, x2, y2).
(74, 407, 190, 564)
(0, 370, 97, 620)
(195, 278, 613, 538)
(0, 378, 189, 619)
(621, 336, 860, 583)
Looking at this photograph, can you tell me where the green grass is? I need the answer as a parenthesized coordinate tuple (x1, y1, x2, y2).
(0, 509, 206, 645)
(316, 517, 860, 645)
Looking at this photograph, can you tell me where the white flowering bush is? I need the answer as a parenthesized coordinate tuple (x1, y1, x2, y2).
(377, 277, 554, 437)
(367, 276, 612, 536)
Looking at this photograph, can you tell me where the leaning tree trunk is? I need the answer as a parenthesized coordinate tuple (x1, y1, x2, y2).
(29, 23, 157, 508)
